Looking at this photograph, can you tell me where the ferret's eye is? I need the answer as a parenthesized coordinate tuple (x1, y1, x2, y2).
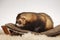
(21, 18, 25, 21)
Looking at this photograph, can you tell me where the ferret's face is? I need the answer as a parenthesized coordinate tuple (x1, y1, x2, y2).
(16, 15, 26, 27)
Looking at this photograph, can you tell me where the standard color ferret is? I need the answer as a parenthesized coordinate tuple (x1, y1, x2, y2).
(15, 12, 53, 33)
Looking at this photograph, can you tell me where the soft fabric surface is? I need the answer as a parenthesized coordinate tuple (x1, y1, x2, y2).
(0, 30, 60, 40)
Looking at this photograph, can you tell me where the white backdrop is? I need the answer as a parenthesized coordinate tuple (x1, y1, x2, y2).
(0, 0, 60, 29)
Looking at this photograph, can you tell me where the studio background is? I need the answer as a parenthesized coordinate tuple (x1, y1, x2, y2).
(0, 0, 60, 30)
